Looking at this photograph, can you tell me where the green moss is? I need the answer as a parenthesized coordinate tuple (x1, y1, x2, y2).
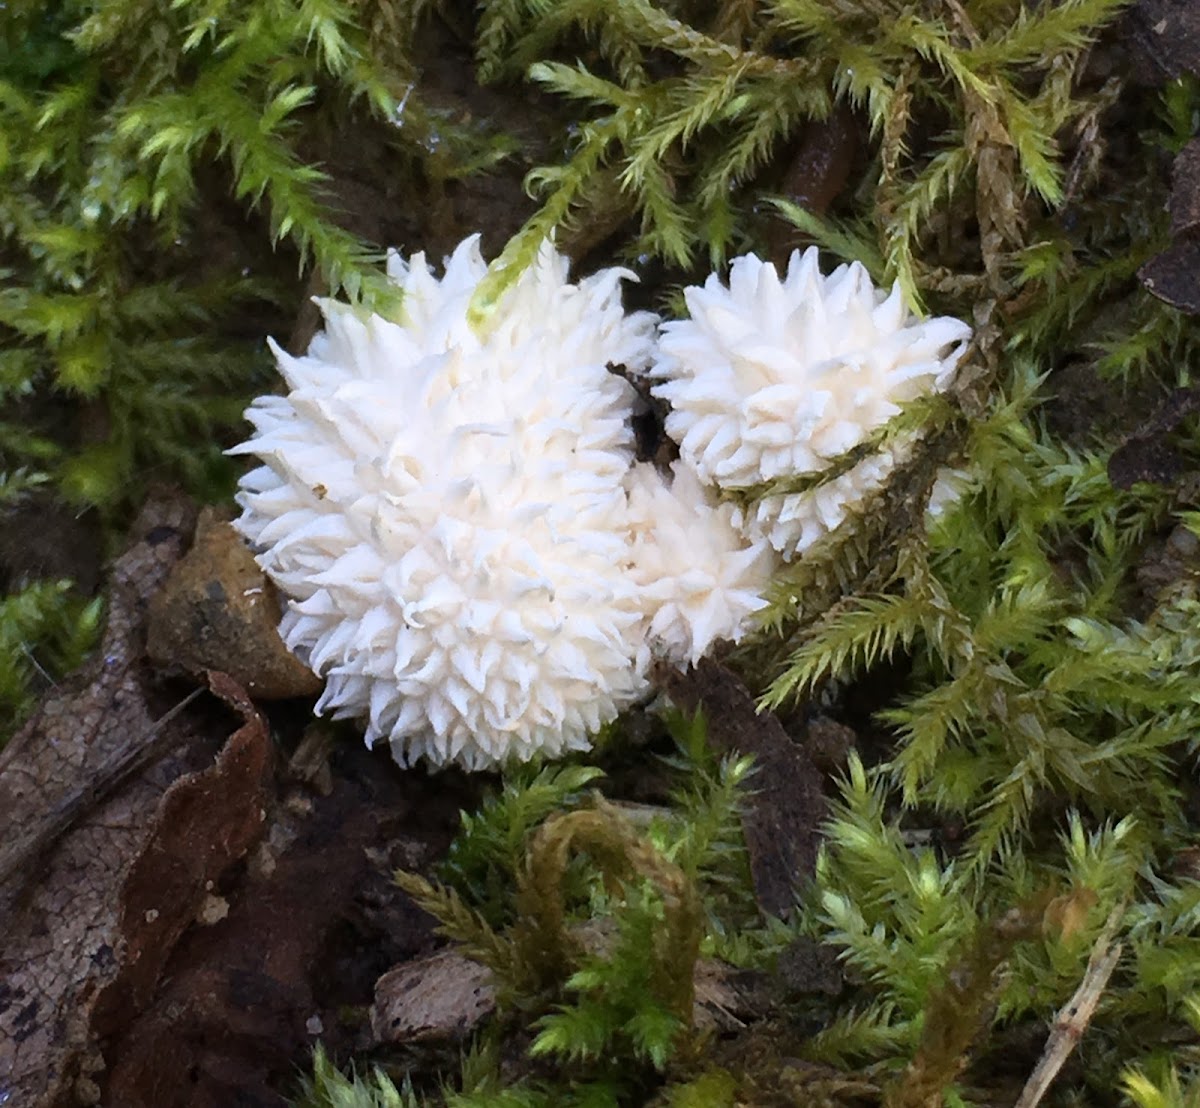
(466, 0, 1130, 314)
(294, 1044, 420, 1107)
(0, 0, 458, 727)
(0, 577, 102, 725)
(369, 720, 752, 1104)
(359, 0, 1200, 1098)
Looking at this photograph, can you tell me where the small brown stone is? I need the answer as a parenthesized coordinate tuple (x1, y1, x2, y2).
(371, 949, 496, 1045)
(147, 508, 322, 699)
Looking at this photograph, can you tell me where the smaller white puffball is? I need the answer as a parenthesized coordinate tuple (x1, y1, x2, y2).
(624, 461, 777, 666)
(649, 248, 971, 557)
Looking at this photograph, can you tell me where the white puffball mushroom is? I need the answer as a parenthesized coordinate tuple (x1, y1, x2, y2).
(624, 461, 778, 667)
(230, 236, 659, 771)
(649, 248, 972, 557)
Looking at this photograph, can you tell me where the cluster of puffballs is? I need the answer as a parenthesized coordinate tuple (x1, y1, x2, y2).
(231, 236, 971, 770)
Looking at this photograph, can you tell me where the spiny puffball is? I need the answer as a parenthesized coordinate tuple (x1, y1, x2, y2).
(624, 460, 775, 667)
(231, 237, 772, 770)
(648, 248, 971, 556)
(232, 239, 970, 769)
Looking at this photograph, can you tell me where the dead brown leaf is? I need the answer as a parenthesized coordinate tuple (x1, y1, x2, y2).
(1167, 138, 1200, 235)
(101, 745, 469, 1108)
(1139, 235, 1200, 316)
(1133, 523, 1200, 615)
(1139, 138, 1200, 315)
(0, 491, 198, 917)
(0, 491, 278, 1108)
(1107, 385, 1200, 489)
(94, 671, 273, 1023)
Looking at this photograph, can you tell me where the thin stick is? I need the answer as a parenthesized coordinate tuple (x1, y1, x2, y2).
(1013, 904, 1125, 1108)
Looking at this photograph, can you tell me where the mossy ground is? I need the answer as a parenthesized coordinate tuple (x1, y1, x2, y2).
(4, 0, 1200, 1105)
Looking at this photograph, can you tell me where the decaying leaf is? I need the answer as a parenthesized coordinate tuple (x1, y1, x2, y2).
(1138, 237, 1200, 316)
(1167, 138, 1200, 234)
(0, 493, 275, 1108)
(1139, 139, 1200, 315)
(0, 491, 198, 917)
(103, 672, 273, 1015)
(1107, 385, 1200, 489)
(692, 958, 767, 1034)
(102, 745, 465, 1108)
(1134, 524, 1200, 613)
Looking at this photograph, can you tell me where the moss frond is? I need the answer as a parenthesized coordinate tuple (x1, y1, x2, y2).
(293, 1044, 420, 1108)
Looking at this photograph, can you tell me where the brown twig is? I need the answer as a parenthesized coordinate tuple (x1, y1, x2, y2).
(1013, 904, 1126, 1108)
